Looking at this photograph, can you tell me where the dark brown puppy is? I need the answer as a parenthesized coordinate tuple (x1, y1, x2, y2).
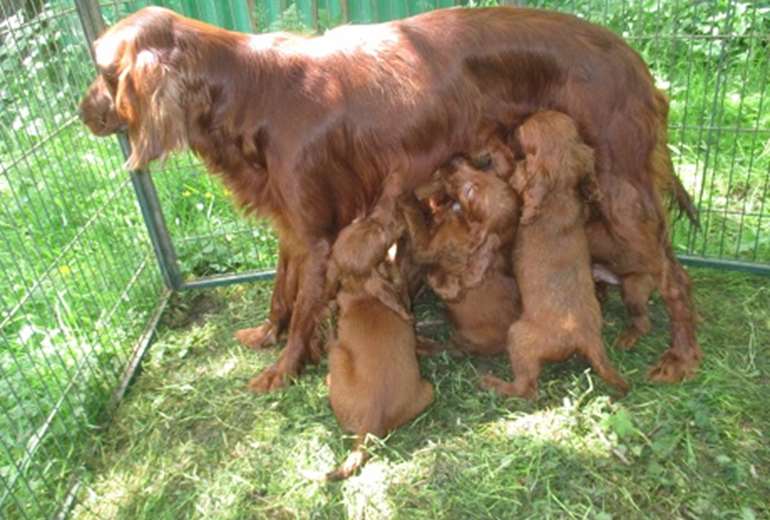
(403, 151, 520, 355)
(80, 7, 699, 391)
(325, 220, 433, 480)
(482, 111, 629, 399)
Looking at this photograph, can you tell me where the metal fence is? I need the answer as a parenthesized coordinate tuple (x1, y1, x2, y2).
(0, 0, 767, 517)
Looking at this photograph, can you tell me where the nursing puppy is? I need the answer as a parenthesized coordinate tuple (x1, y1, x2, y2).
(403, 149, 521, 355)
(482, 111, 629, 399)
(325, 219, 433, 480)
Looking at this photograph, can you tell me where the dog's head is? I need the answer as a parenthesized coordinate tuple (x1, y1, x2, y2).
(79, 7, 190, 169)
(442, 156, 519, 234)
(511, 111, 595, 224)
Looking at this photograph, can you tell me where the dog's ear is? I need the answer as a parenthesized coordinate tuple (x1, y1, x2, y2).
(511, 155, 553, 225)
(462, 232, 500, 289)
(118, 46, 188, 170)
(428, 270, 463, 302)
(364, 271, 411, 322)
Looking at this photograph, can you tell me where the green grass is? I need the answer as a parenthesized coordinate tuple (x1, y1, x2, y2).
(0, 0, 767, 517)
(66, 267, 770, 519)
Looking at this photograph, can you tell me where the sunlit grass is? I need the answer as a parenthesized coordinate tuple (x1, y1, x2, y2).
(68, 268, 770, 519)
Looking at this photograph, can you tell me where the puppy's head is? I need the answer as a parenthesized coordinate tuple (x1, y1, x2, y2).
(442, 157, 519, 234)
(511, 111, 595, 224)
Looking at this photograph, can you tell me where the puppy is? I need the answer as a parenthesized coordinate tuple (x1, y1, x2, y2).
(481, 111, 629, 399)
(585, 186, 662, 350)
(402, 148, 521, 355)
(325, 219, 433, 480)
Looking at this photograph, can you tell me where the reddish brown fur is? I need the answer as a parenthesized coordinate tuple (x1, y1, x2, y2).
(582, 90, 702, 380)
(325, 227, 432, 480)
(403, 155, 520, 355)
(79, 6, 700, 390)
(482, 111, 629, 399)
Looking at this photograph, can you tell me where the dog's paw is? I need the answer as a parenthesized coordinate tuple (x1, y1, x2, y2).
(648, 348, 701, 383)
(247, 365, 291, 393)
(234, 321, 277, 350)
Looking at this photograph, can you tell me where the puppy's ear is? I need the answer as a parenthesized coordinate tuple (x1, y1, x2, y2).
(462, 232, 500, 289)
(428, 270, 463, 302)
(573, 142, 601, 204)
(364, 272, 411, 323)
(486, 136, 516, 179)
(512, 155, 553, 225)
(415, 177, 444, 201)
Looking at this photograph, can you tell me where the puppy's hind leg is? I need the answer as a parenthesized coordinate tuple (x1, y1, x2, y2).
(401, 380, 434, 426)
(327, 407, 385, 481)
(480, 321, 542, 400)
(615, 273, 656, 350)
(582, 338, 630, 396)
(326, 433, 370, 481)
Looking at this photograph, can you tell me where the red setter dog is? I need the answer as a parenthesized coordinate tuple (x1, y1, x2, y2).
(482, 111, 629, 399)
(79, 6, 700, 392)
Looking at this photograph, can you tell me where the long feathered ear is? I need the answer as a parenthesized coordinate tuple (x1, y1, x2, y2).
(511, 157, 553, 225)
(574, 142, 601, 204)
(115, 45, 187, 170)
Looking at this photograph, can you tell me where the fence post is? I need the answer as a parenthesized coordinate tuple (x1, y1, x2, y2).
(74, 0, 184, 291)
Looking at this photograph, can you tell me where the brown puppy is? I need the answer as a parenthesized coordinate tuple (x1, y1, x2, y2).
(403, 151, 521, 355)
(325, 222, 433, 480)
(482, 111, 629, 399)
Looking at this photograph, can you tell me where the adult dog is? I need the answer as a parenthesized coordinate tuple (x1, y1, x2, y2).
(79, 6, 701, 391)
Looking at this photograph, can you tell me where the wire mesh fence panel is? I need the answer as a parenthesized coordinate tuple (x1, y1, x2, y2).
(0, 1, 170, 517)
(0, 0, 768, 518)
(523, 0, 770, 269)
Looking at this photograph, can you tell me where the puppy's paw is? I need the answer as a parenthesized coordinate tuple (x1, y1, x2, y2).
(326, 450, 367, 481)
(614, 327, 642, 351)
(480, 374, 535, 400)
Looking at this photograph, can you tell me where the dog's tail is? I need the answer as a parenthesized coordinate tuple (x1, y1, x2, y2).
(326, 436, 369, 481)
(671, 174, 700, 228)
(651, 89, 700, 228)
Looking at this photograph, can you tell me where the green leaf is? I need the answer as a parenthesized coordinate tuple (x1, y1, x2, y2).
(607, 408, 635, 439)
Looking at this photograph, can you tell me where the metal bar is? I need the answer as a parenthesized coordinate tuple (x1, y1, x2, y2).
(75, 0, 184, 291)
(678, 255, 770, 276)
(53, 288, 172, 520)
(107, 287, 171, 411)
(125, 146, 185, 291)
(181, 269, 276, 291)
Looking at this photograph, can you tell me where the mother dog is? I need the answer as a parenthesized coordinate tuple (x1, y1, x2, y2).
(79, 6, 701, 391)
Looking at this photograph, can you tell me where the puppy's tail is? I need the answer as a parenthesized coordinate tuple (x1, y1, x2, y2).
(326, 436, 369, 481)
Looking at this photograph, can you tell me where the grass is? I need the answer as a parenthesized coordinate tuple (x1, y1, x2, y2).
(66, 267, 770, 519)
(0, 0, 767, 517)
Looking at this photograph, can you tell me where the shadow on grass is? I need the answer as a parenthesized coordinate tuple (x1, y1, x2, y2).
(71, 268, 770, 519)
